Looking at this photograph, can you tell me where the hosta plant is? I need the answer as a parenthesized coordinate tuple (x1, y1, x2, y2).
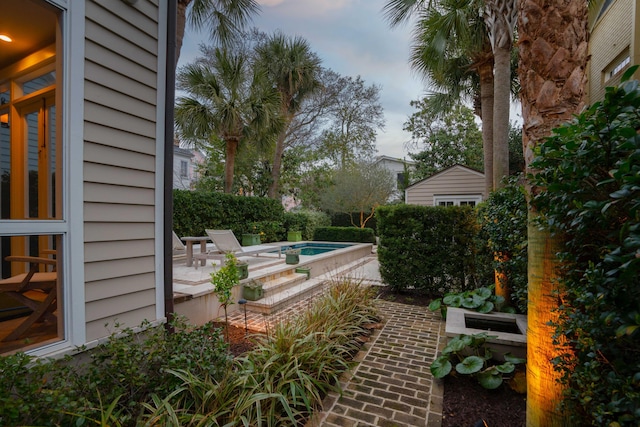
(430, 333, 525, 389)
(428, 286, 511, 319)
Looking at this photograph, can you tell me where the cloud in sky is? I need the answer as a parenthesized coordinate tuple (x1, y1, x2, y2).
(179, 0, 425, 159)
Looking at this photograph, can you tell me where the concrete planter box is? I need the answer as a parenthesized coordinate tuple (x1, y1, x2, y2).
(445, 307, 527, 361)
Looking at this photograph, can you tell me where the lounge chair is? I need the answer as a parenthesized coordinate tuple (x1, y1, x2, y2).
(0, 256, 58, 342)
(172, 231, 186, 253)
(193, 229, 281, 268)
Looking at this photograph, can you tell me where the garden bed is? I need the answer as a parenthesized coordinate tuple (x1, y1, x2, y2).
(375, 287, 526, 426)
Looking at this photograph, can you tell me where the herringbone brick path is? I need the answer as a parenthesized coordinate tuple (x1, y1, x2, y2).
(308, 300, 445, 427)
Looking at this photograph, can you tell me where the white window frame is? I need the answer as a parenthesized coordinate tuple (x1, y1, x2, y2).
(0, 0, 87, 357)
(433, 195, 483, 207)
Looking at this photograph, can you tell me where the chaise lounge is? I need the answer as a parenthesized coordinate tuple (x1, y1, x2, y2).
(192, 229, 281, 268)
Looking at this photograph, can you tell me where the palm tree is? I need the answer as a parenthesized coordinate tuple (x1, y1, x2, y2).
(174, 47, 281, 193)
(517, 0, 589, 423)
(254, 32, 322, 199)
(399, 0, 496, 196)
(176, 0, 261, 65)
(483, 0, 517, 190)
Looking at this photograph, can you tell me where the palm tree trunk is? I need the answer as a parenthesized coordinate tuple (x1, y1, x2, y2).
(224, 138, 238, 193)
(478, 60, 494, 196)
(492, 45, 510, 189)
(518, 0, 588, 423)
(268, 131, 287, 199)
(176, 0, 192, 66)
(526, 214, 566, 426)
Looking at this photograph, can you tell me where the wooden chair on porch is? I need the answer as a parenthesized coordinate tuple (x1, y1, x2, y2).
(0, 256, 58, 342)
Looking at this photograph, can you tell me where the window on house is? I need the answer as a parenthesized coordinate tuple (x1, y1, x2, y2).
(604, 52, 631, 83)
(434, 195, 483, 207)
(0, 0, 64, 353)
(180, 160, 188, 178)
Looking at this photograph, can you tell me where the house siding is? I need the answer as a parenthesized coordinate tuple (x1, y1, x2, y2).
(406, 165, 485, 206)
(588, 0, 634, 102)
(83, 0, 162, 340)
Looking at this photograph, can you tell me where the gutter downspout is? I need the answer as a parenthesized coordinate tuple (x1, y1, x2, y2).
(164, 0, 177, 328)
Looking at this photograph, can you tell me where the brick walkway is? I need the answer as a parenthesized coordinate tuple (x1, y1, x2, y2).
(309, 300, 446, 427)
(227, 296, 446, 427)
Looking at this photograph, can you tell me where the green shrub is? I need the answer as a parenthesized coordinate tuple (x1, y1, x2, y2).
(477, 174, 528, 313)
(330, 211, 378, 234)
(376, 204, 492, 294)
(313, 226, 376, 243)
(529, 70, 640, 425)
(0, 317, 230, 426)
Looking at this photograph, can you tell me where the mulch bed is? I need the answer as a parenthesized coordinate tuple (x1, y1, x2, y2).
(375, 288, 526, 427)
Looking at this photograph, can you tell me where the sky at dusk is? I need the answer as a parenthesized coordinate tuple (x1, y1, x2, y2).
(177, 0, 426, 160)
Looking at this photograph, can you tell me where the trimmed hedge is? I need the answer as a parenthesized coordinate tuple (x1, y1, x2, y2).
(376, 204, 491, 294)
(313, 226, 376, 243)
(173, 190, 285, 242)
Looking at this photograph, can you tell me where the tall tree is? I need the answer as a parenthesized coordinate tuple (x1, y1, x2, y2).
(517, 0, 589, 423)
(175, 0, 260, 65)
(317, 75, 385, 168)
(254, 32, 322, 199)
(405, 100, 483, 179)
(319, 161, 396, 228)
(483, 0, 517, 190)
(174, 47, 281, 193)
(387, 0, 495, 196)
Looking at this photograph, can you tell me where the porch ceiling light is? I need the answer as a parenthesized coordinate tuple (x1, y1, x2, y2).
(0, 34, 12, 43)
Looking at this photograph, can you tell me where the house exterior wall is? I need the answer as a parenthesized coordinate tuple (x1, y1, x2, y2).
(82, 0, 165, 342)
(173, 146, 194, 189)
(405, 165, 485, 206)
(587, 0, 639, 103)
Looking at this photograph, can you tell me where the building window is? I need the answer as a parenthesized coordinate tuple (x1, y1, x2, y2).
(605, 52, 631, 83)
(180, 160, 188, 178)
(434, 195, 483, 207)
(0, 1, 64, 353)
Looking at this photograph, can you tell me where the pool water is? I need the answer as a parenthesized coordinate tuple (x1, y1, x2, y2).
(282, 242, 352, 256)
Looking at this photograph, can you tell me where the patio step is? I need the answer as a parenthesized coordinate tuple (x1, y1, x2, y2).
(261, 272, 309, 298)
(244, 277, 326, 315)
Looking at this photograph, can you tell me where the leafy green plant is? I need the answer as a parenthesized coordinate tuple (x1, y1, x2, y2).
(210, 252, 239, 339)
(141, 278, 380, 426)
(430, 333, 525, 389)
(428, 286, 509, 319)
(477, 174, 528, 313)
(528, 68, 640, 425)
(0, 316, 230, 426)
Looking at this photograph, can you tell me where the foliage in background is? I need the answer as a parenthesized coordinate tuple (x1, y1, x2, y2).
(529, 72, 640, 426)
(319, 161, 396, 228)
(283, 209, 331, 240)
(330, 211, 378, 234)
(313, 226, 376, 243)
(430, 333, 525, 390)
(315, 75, 385, 168)
(173, 190, 284, 241)
(508, 122, 525, 175)
(0, 317, 229, 426)
(477, 174, 528, 313)
(376, 204, 493, 294)
(405, 102, 483, 180)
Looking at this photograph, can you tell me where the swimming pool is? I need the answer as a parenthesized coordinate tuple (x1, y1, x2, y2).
(281, 242, 352, 256)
